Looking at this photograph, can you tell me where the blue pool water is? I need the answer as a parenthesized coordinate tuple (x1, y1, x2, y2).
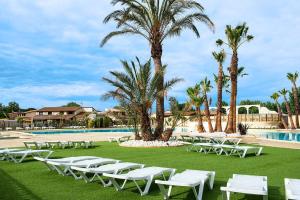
(31, 129, 134, 134)
(260, 132, 300, 142)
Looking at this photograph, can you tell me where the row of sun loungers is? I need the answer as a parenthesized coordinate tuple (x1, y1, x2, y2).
(1, 151, 298, 199)
(24, 141, 94, 149)
(0, 148, 53, 163)
(187, 136, 263, 158)
(32, 155, 299, 199)
(34, 156, 215, 199)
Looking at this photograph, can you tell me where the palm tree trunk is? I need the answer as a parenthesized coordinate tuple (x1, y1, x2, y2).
(151, 42, 164, 140)
(196, 107, 205, 132)
(226, 51, 238, 133)
(140, 108, 152, 141)
(215, 63, 223, 132)
(292, 84, 300, 128)
(284, 97, 296, 129)
(204, 94, 214, 133)
(276, 102, 288, 129)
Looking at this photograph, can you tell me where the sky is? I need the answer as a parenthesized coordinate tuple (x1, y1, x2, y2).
(0, 0, 300, 111)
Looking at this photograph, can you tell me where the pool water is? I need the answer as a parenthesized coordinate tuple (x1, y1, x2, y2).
(260, 132, 300, 142)
(31, 128, 134, 134)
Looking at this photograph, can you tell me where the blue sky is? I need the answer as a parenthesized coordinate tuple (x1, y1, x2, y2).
(0, 0, 299, 111)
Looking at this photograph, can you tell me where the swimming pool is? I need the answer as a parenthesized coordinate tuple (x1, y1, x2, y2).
(260, 132, 300, 142)
(30, 128, 134, 134)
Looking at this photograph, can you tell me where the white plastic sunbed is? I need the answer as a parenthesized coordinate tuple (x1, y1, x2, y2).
(34, 156, 100, 171)
(155, 170, 215, 200)
(229, 146, 263, 158)
(221, 174, 268, 200)
(71, 162, 144, 185)
(108, 136, 131, 143)
(0, 149, 23, 160)
(7, 149, 53, 163)
(24, 141, 48, 149)
(69, 141, 93, 148)
(47, 157, 119, 176)
(103, 167, 176, 196)
(285, 178, 300, 200)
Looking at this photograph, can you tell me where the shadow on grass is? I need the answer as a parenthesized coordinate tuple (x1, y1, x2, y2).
(0, 169, 41, 200)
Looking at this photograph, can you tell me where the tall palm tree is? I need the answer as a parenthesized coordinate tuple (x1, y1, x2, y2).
(270, 92, 288, 129)
(287, 72, 299, 128)
(101, 0, 214, 139)
(200, 77, 214, 133)
(187, 84, 205, 133)
(212, 50, 226, 132)
(279, 89, 296, 129)
(102, 57, 181, 141)
(216, 23, 254, 133)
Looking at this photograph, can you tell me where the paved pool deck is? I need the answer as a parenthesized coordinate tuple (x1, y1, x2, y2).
(0, 129, 299, 149)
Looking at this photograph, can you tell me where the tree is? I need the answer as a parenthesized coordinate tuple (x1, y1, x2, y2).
(101, 0, 214, 139)
(7, 101, 20, 113)
(287, 72, 299, 128)
(63, 102, 81, 107)
(270, 92, 288, 129)
(212, 49, 226, 132)
(279, 89, 296, 129)
(216, 23, 254, 133)
(161, 97, 190, 141)
(200, 77, 214, 133)
(187, 84, 205, 133)
(102, 57, 181, 141)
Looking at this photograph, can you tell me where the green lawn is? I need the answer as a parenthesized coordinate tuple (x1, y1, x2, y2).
(0, 142, 299, 200)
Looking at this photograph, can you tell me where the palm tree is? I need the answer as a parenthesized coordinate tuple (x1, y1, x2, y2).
(279, 89, 296, 129)
(200, 77, 214, 133)
(287, 72, 299, 128)
(270, 92, 288, 129)
(101, 0, 214, 139)
(212, 49, 226, 132)
(216, 23, 254, 133)
(102, 57, 181, 141)
(187, 84, 205, 133)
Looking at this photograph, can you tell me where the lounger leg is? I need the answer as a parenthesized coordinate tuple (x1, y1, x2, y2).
(157, 184, 170, 200)
(256, 147, 263, 156)
(196, 180, 205, 200)
(17, 153, 28, 163)
(136, 176, 153, 196)
(209, 172, 215, 189)
(221, 191, 230, 200)
(263, 195, 268, 200)
(108, 177, 122, 191)
(241, 149, 248, 158)
(167, 186, 173, 197)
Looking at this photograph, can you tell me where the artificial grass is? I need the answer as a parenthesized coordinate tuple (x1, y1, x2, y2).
(0, 142, 299, 200)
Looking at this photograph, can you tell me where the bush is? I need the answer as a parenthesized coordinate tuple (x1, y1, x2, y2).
(238, 123, 249, 135)
(87, 119, 95, 128)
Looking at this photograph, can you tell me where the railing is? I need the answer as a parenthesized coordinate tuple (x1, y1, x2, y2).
(236, 114, 280, 122)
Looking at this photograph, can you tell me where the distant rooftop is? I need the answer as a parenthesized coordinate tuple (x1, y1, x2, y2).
(37, 107, 81, 112)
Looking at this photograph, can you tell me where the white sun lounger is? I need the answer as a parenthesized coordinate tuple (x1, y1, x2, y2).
(46, 141, 70, 149)
(71, 162, 144, 184)
(0, 149, 23, 160)
(285, 178, 300, 200)
(7, 149, 53, 163)
(155, 169, 215, 200)
(108, 136, 131, 143)
(229, 146, 263, 158)
(221, 174, 268, 200)
(103, 167, 176, 196)
(24, 141, 48, 149)
(47, 157, 119, 177)
(70, 141, 94, 148)
(34, 156, 100, 171)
